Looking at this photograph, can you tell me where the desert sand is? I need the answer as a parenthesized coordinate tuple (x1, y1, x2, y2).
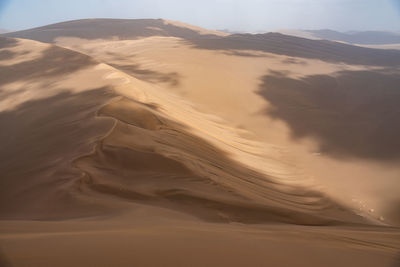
(0, 19, 400, 266)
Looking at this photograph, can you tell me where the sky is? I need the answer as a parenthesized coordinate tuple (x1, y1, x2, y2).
(0, 0, 399, 32)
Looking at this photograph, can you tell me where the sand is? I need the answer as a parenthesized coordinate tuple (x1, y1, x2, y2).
(0, 19, 400, 266)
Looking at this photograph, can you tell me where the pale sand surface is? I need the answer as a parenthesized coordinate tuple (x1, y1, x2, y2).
(1, 19, 400, 266)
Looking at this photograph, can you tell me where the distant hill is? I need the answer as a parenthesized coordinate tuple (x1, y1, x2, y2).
(306, 29, 400, 45)
(278, 29, 400, 45)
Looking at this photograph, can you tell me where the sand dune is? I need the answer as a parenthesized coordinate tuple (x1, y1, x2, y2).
(1, 19, 400, 266)
(2, 18, 227, 43)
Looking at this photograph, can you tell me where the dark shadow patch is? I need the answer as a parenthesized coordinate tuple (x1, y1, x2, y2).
(0, 248, 12, 267)
(257, 69, 400, 160)
(110, 63, 180, 87)
(0, 50, 16, 61)
(0, 49, 30, 61)
(281, 57, 308, 65)
(383, 199, 400, 226)
(102, 52, 181, 86)
(391, 254, 400, 267)
(0, 45, 97, 86)
(221, 50, 272, 58)
(0, 37, 19, 61)
(0, 37, 18, 49)
(0, 89, 116, 220)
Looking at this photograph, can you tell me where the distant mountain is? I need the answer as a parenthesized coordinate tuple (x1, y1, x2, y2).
(306, 29, 400, 45)
(278, 29, 400, 45)
(0, 28, 8, 34)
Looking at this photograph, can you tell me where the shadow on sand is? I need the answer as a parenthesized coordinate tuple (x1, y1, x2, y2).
(257, 69, 400, 160)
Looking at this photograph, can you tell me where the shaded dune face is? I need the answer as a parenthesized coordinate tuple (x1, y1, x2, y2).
(0, 90, 116, 219)
(0, 37, 118, 219)
(258, 69, 400, 160)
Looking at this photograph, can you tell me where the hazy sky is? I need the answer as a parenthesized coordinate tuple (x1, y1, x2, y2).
(0, 0, 399, 32)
